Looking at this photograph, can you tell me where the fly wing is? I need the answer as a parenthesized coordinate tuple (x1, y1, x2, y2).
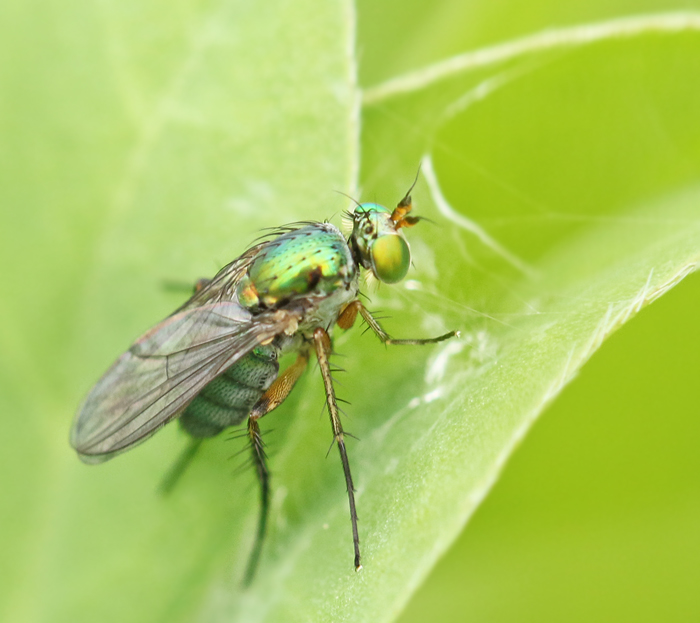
(71, 301, 300, 463)
(177, 243, 265, 311)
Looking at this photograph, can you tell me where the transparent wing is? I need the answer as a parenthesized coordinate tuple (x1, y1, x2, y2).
(178, 243, 264, 311)
(71, 301, 299, 463)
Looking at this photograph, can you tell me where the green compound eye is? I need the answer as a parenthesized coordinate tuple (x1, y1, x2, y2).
(370, 234, 410, 284)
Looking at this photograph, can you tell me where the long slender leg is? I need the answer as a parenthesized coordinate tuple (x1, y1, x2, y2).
(313, 327, 362, 571)
(159, 438, 202, 495)
(243, 351, 310, 585)
(338, 300, 458, 345)
(244, 416, 268, 586)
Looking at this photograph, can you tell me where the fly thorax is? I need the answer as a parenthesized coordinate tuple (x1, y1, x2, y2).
(296, 276, 359, 338)
(235, 223, 358, 311)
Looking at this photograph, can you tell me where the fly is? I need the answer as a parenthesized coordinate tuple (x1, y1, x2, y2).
(70, 176, 458, 584)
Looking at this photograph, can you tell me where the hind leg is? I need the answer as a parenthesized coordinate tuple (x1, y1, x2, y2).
(243, 350, 310, 585)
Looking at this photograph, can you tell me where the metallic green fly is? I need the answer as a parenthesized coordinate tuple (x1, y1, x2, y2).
(70, 178, 458, 583)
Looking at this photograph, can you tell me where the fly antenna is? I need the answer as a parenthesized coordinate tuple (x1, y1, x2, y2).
(398, 164, 422, 208)
(392, 165, 423, 226)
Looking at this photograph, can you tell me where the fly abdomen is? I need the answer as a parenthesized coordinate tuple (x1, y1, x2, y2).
(179, 344, 279, 438)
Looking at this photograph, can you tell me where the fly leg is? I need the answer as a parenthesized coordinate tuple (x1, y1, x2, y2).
(313, 327, 362, 572)
(159, 438, 203, 495)
(243, 350, 309, 585)
(158, 280, 221, 495)
(338, 300, 458, 345)
(161, 276, 212, 296)
(244, 416, 268, 586)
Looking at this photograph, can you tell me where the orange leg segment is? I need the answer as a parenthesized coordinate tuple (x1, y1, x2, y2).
(337, 300, 362, 330)
(249, 351, 309, 420)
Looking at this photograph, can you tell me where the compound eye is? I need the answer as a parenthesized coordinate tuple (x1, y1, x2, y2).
(370, 234, 410, 284)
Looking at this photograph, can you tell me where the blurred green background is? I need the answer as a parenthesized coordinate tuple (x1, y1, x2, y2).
(398, 270, 700, 622)
(360, 2, 700, 621)
(1, 0, 699, 621)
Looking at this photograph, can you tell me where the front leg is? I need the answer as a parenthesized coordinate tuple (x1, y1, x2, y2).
(338, 300, 458, 345)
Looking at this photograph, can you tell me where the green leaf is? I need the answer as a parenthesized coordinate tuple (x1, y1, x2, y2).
(2, 2, 700, 623)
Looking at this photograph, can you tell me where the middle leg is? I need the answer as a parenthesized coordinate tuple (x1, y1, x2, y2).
(313, 327, 362, 571)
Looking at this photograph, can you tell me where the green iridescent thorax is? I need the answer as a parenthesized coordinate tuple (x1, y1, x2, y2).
(350, 203, 411, 284)
(236, 223, 356, 309)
